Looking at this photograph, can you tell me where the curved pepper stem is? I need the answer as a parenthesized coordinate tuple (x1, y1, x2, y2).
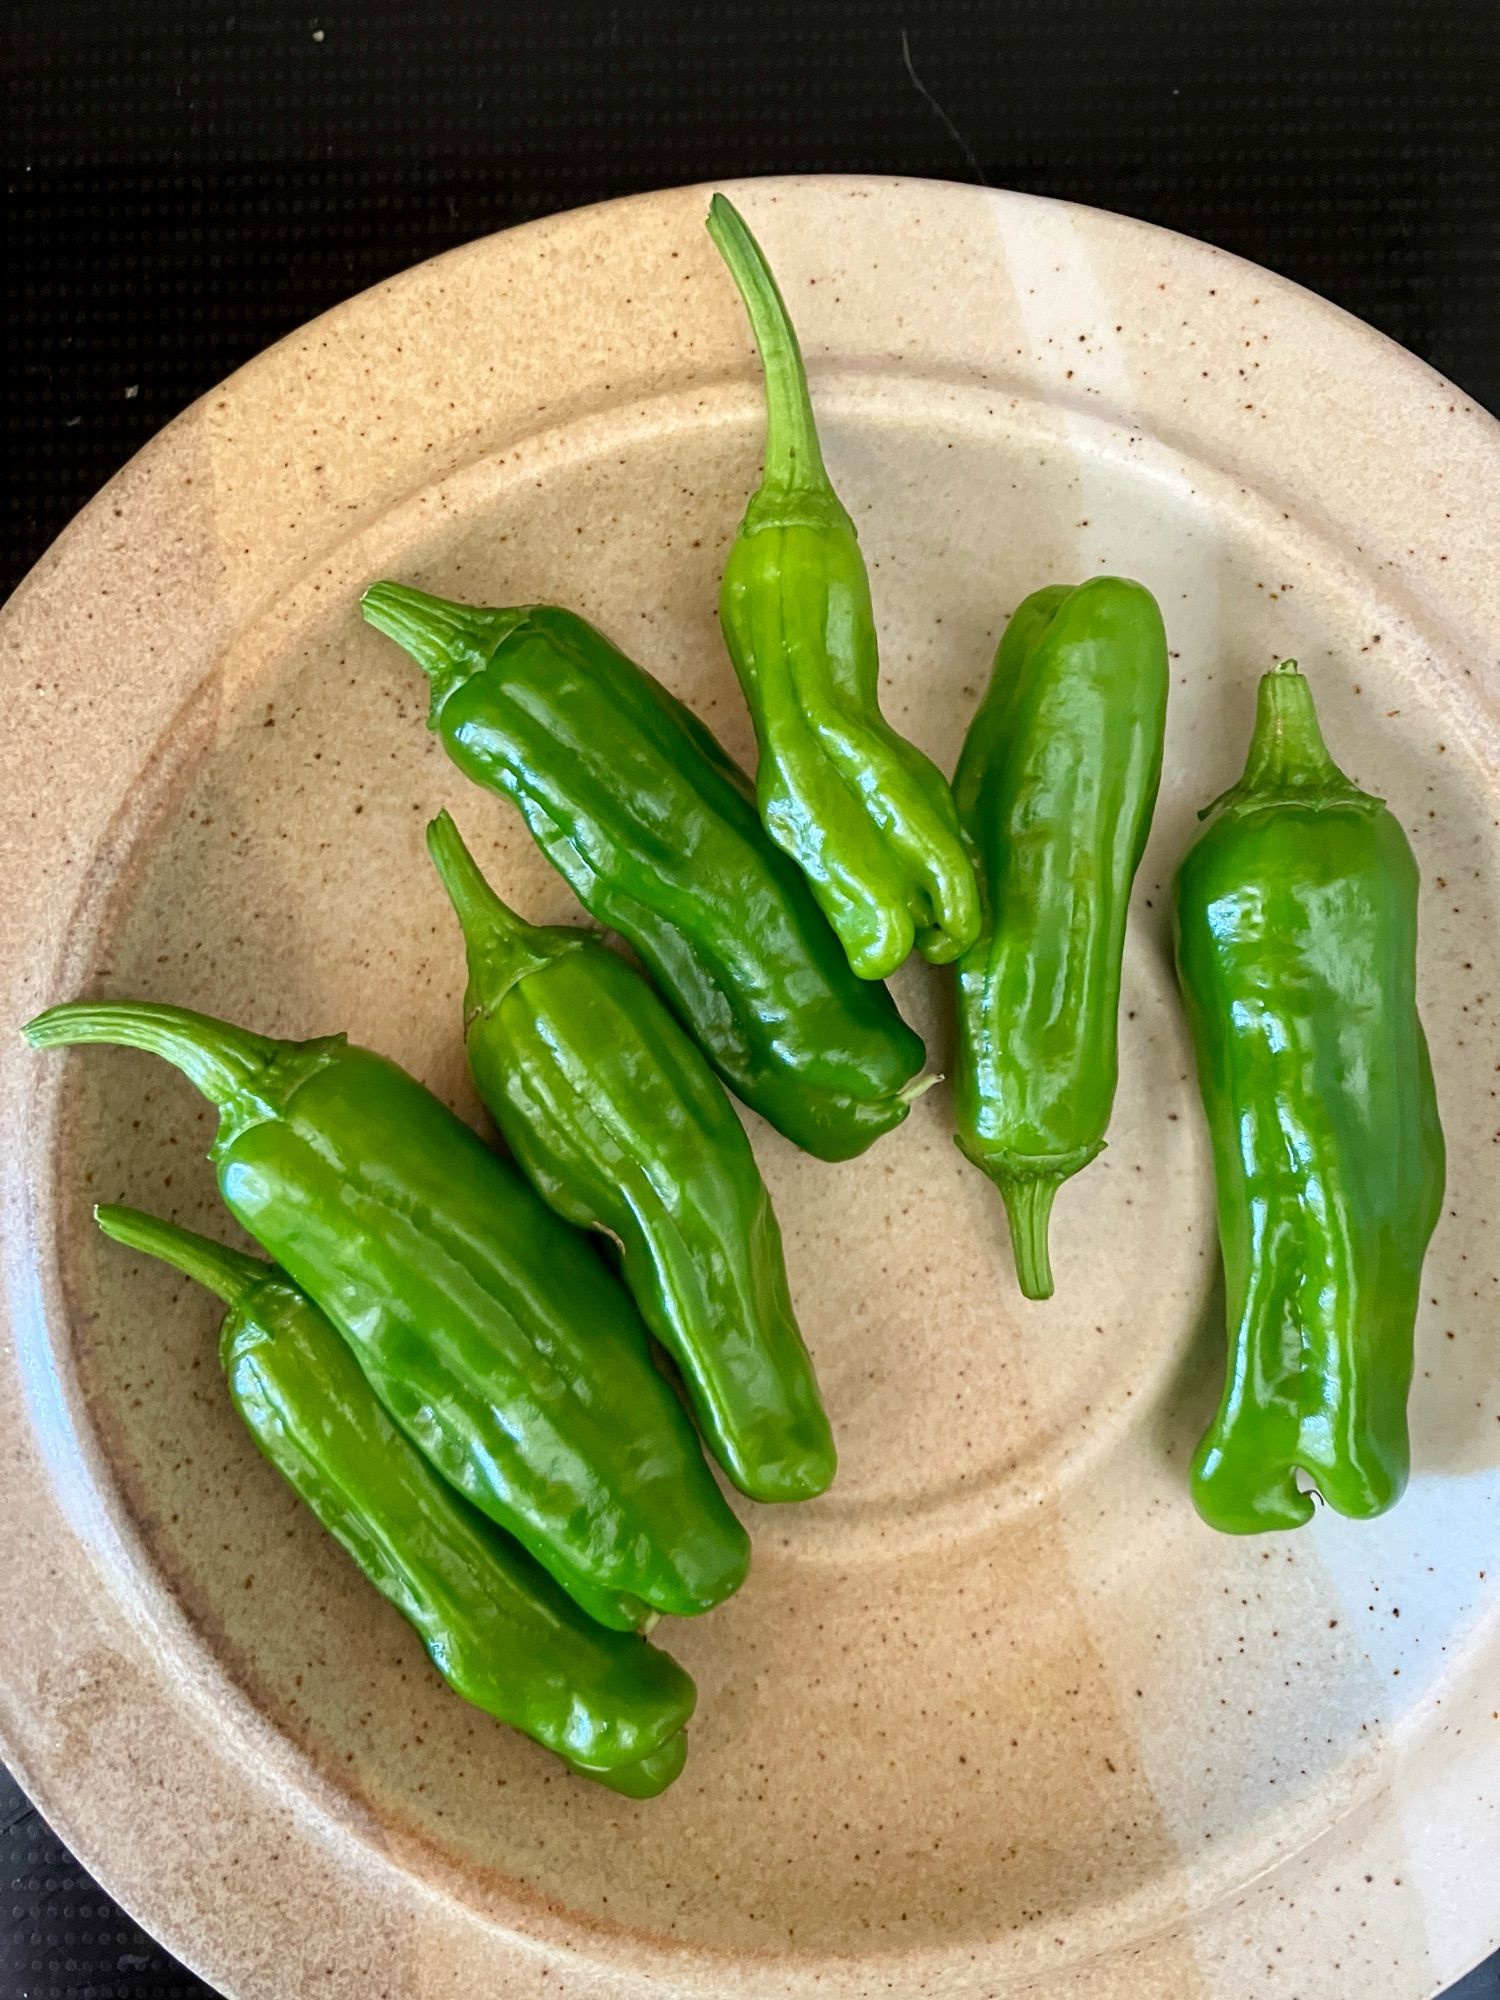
(706, 193, 829, 499)
(95, 1203, 267, 1311)
(23, 1002, 276, 1108)
(998, 1176, 1059, 1303)
(362, 583, 529, 718)
(426, 811, 572, 1015)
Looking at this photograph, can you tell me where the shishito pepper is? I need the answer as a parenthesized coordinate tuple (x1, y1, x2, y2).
(426, 809, 836, 1504)
(94, 1205, 694, 1795)
(361, 583, 926, 1162)
(1174, 662, 1445, 1533)
(706, 193, 980, 982)
(953, 579, 1169, 1299)
(24, 1001, 749, 1626)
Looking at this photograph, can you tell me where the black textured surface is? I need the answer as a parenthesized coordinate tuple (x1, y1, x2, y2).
(4, 1, 1499, 1993)
(0, 1765, 211, 2000)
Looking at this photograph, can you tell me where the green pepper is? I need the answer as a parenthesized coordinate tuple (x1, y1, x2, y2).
(94, 1205, 694, 1794)
(361, 584, 926, 1162)
(583, 1730, 687, 1798)
(24, 1001, 749, 1625)
(952, 579, 1169, 1300)
(706, 194, 980, 982)
(426, 809, 836, 1504)
(1174, 662, 1445, 1532)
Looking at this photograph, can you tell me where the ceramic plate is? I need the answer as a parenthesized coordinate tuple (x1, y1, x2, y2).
(3, 177, 1499, 2000)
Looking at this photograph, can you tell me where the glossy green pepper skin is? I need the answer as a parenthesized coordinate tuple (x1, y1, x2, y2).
(706, 194, 980, 982)
(25, 1002, 749, 1626)
(1174, 662, 1445, 1533)
(94, 1206, 694, 1795)
(361, 583, 926, 1162)
(953, 579, 1169, 1300)
(427, 810, 836, 1504)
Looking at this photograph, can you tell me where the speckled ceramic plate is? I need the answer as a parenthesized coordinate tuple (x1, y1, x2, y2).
(3, 176, 1499, 2000)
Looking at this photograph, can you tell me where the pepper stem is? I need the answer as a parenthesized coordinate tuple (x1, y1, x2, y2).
(426, 811, 566, 1012)
(706, 193, 829, 496)
(361, 583, 529, 711)
(1205, 661, 1379, 818)
(22, 1002, 276, 1109)
(1000, 1175, 1059, 1302)
(95, 1204, 267, 1311)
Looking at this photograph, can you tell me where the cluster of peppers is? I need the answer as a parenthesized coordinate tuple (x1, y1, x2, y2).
(25, 198, 1444, 1793)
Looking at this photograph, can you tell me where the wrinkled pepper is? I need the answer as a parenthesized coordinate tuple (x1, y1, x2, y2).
(95, 1205, 694, 1794)
(706, 193, 980, 982)
(1174, 662, 1445, 1532)
(953, 578, 1169, 1299)
(426, 809, 836, 1503)
(25, 1001, 749, 1625)
(361, 583, 926, 1162)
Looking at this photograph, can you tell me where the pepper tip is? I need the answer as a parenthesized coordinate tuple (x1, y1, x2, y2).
(424, 806, 457, 857)
(705, 189, 741, 237)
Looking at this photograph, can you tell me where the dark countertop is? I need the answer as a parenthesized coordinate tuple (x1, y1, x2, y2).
(4, 1, 1498, 1993)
